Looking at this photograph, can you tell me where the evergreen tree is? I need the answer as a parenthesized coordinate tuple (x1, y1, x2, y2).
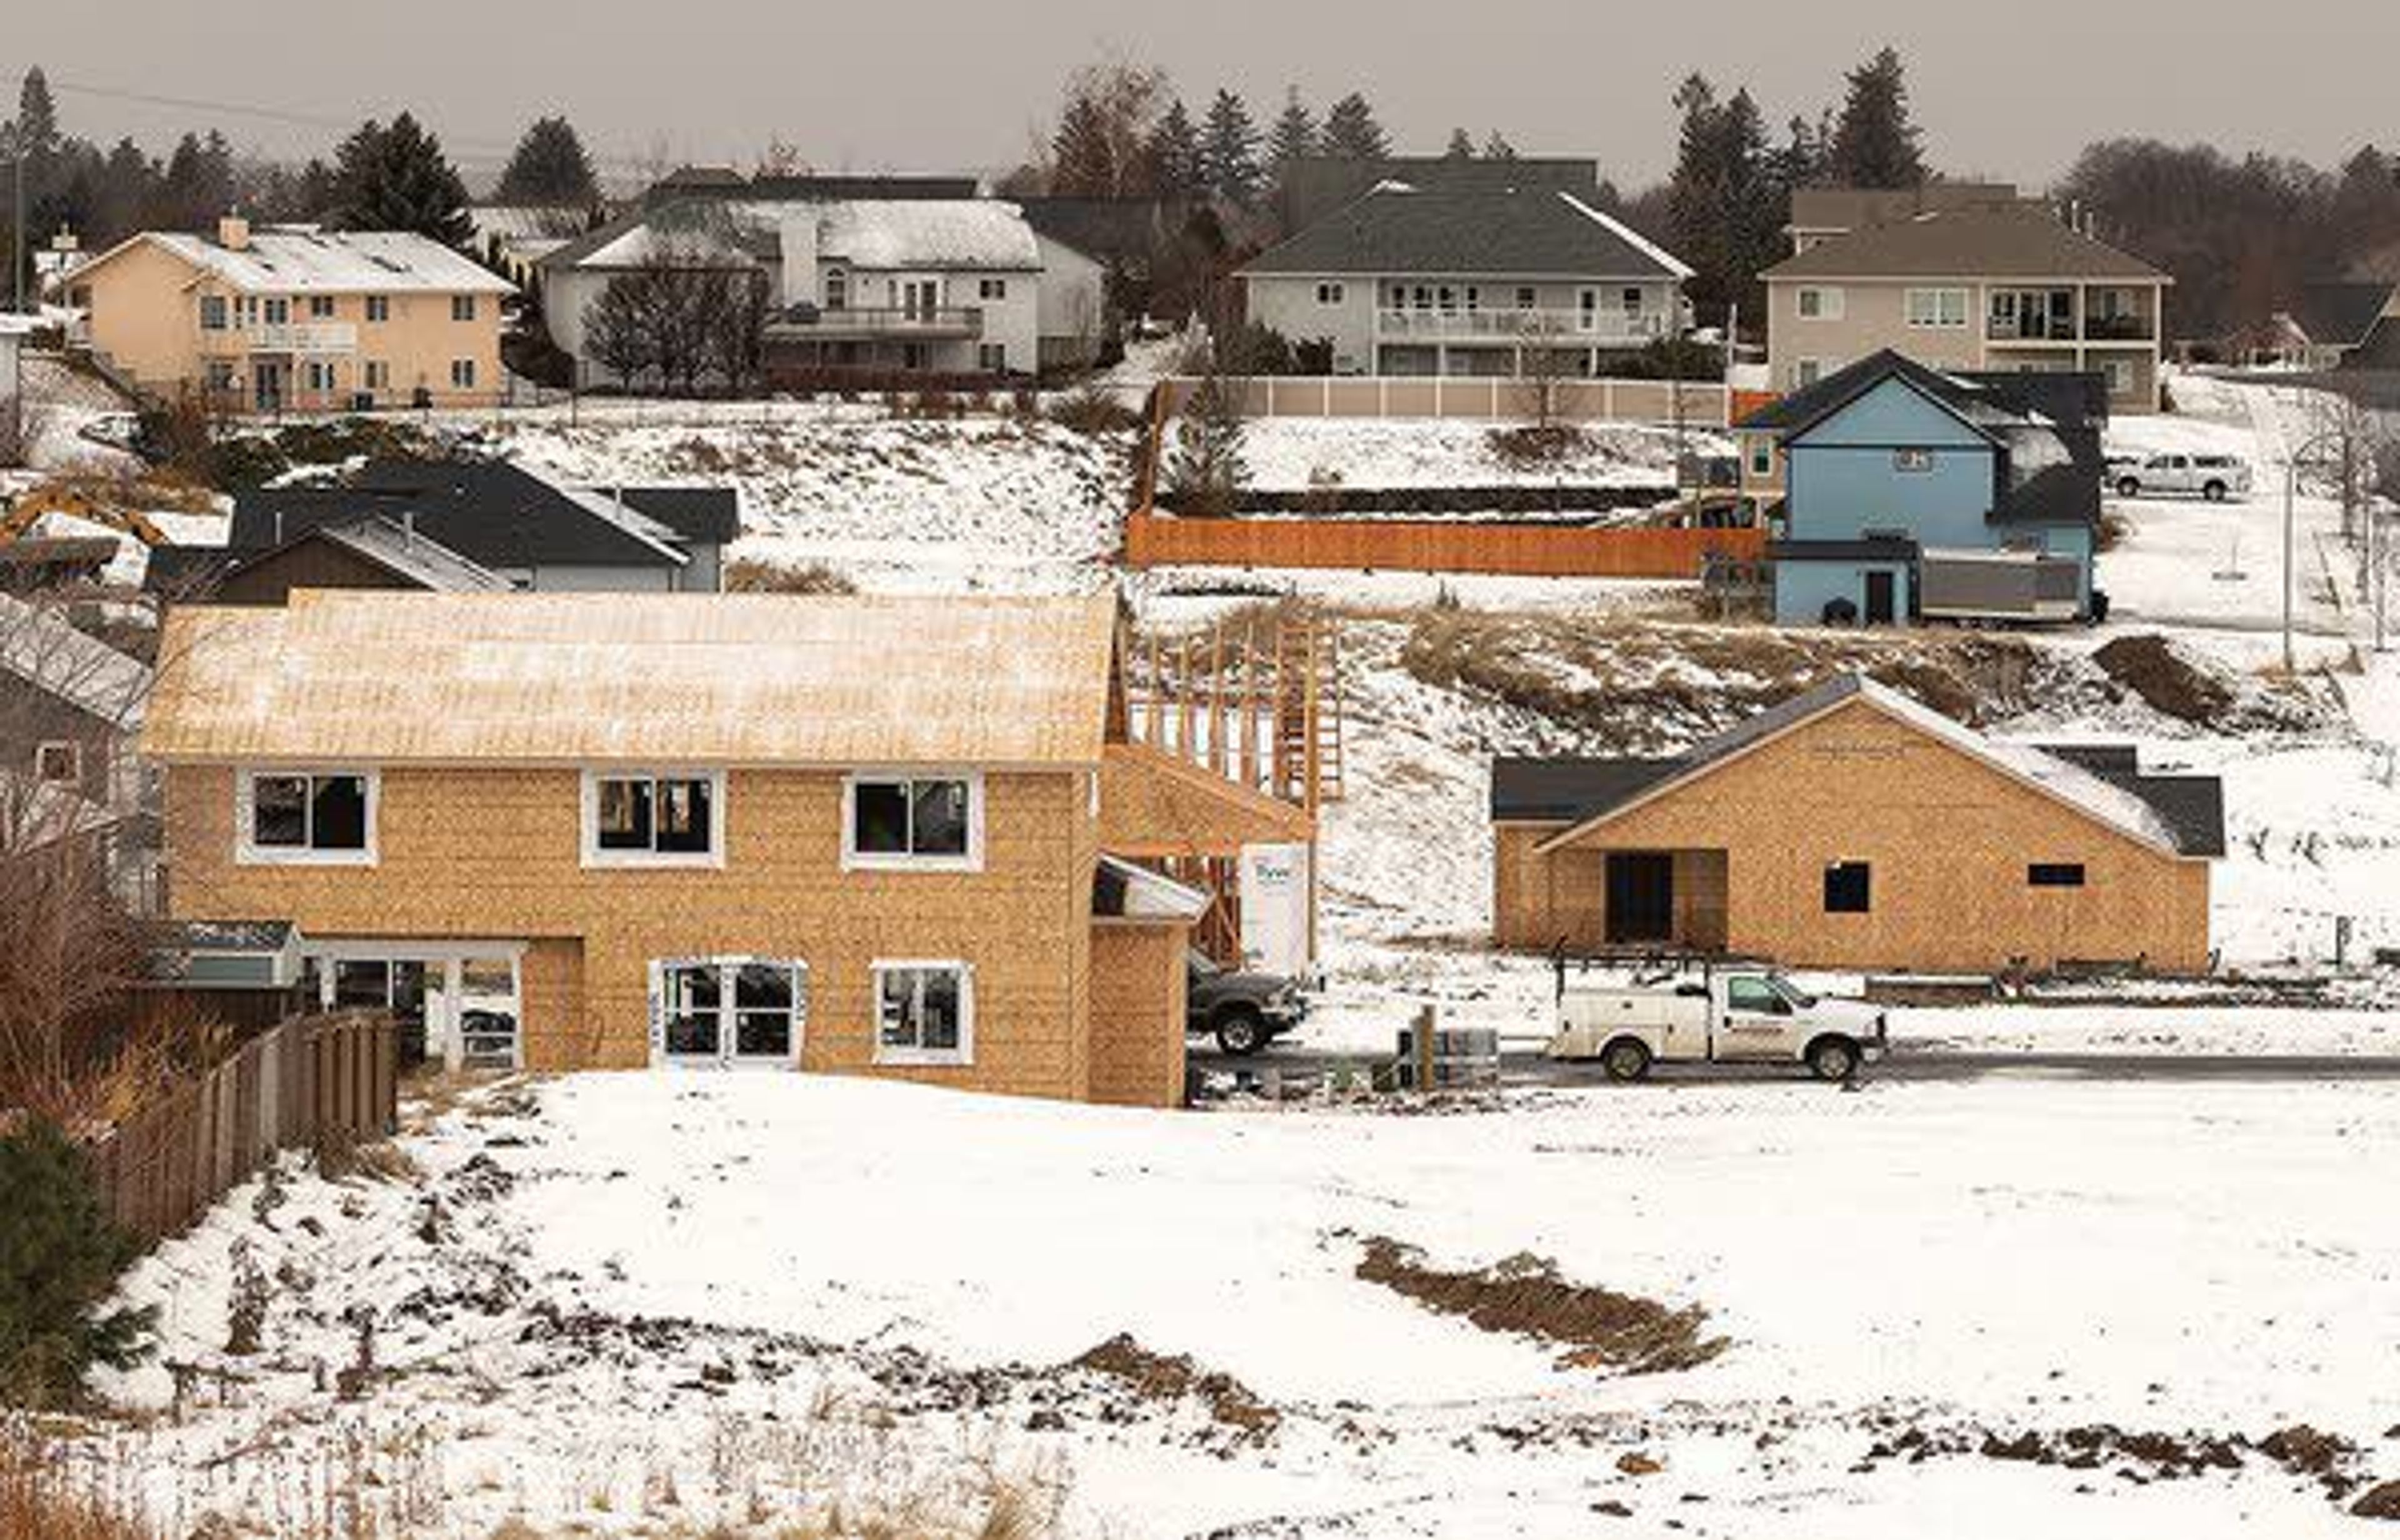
(1051, 94, 1119, 197)
(496, 114, 599, 206)
(329, 112, 473, 246)
(1199, 89, 1262, 206)
(1267, 89, 1319, 177)
(1163, 368, 1248, 517)
(1828, 46, 1926, 189)
(1321, 92, 1389, 161)
(1147, 99, 1205, 199)
(1444, 128, 1476, 159)
(1665, 74, 1731, 312)
(1481, 130, 1518, 161)
(0, 1119, 156, 1408)
(13, 68, 60, 162)
(158, 131, 236, 230)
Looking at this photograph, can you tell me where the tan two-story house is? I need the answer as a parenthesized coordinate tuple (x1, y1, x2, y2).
(141, 590, 1314, 1108)
(1763, 199, 2171, 413)
(66, 217, 512, 413)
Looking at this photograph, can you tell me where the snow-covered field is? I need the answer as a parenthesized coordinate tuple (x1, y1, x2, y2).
(1239, 415, 1716, 493)
(86, 1072, 2400, 1538)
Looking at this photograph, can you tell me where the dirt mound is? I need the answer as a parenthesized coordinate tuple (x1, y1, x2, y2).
(1354, 1236, 1726, 1375)
(2354, 1481, 2400, 1520)
(2092, 633, 2237, 724)
(1069, 1334, 1281, 1438)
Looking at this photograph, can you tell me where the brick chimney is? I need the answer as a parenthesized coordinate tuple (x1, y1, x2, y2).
(218, 214, 251, 252)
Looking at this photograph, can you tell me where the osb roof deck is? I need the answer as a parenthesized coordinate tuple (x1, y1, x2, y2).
(144, 591, 1119, 769)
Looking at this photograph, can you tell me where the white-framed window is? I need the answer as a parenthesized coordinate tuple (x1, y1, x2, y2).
(1621, 286, 1643, 314)
(1748, 440, 1775, 478)
(204, 359, 237, 392)
(978, 342, 1008, 372)
(237, 769, 378, 866)
(1515, 286, 1538, 310)
(2101, 357, 2137, 395)
(654, 958, 806, 1066)
(365, 295, 390, 322)
(1795, 286, 1844, 321)
(872, 960, 973, 1066)
(842, 772, 981, 871)
(33, 741, 82, 784)
(198, 294, 228, 331)
(1794, 358, 1826, 388)
(1893, 448, 1936, 473)
(978, 277, 1008, 301)
(1905, 288, 1971, 329)
(1315, 281, 1345, 305)
(308, 295, 336, 319)
(365, 361, 390, 391)
(450, 359, 477, 389)
(451, 294, 478, 322)
(581, 770, 725, 868)
(304, 360, 338, 392)
(824, 268, 849, 309)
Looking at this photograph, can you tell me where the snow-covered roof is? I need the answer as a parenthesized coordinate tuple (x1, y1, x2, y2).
(78, 228, 514, 296)
(0, 312, 38, 338)
(556, 198, 1041, 274)
(0, 591, 152, 729)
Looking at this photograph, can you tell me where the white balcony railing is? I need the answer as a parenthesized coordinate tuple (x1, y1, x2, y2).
(1375, 307, 1670, 345)
(242, 322, 359, 353)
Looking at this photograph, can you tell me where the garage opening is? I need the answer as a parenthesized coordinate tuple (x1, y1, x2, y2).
(1604, 852, 1676, 944)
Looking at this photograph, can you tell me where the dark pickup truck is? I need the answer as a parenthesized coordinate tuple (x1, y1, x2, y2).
(1186, 949, 1307, 1056)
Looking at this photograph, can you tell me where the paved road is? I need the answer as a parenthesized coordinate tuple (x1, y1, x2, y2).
(1190, 1046, 2400, 1088)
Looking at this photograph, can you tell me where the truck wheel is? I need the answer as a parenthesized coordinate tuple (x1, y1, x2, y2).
(1214, 1009, 1267, 1057)
(1806, 1036, 1861, 1083)
(2115, 477, 2141, 498)
(2202, 480, 2228, 502)
(1600, 1038, 1653, 1084)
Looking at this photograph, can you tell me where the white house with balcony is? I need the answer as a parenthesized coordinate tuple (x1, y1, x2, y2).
(1236, 180, 1692, 378)
(541, 192, 1052, 388)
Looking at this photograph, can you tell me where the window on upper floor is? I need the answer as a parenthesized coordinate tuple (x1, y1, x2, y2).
(33, 741, 82, 785)
(239, 770, 376, 864)
(1748, 441, 1776, 478)
(1796, 286, 1844, 321)
(1316, 282, 1345, 305)
(979, 278, 1008, 301)
(1823, 861, 1872, 914)
(584, 771, 723, 867)
(1893, 448, 1936, 473)
(1621, 286, 1643, 313)
(1906, 288, 1970, 328)
(1794, 358, 1827, 388)
(844, 773, 980, 870)
(452, 294, 478, 322)
(1515, 286, 1538, 310)
(198, 294, 228, 331)
(261, 298, 291, 325)
(309, 295, 336, 319)
(825, 268, 849, 309)
(365, 295, 390, 322)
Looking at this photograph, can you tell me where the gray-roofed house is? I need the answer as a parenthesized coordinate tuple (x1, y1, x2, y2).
(2249, 281, 2400, 371)
(155, 514, 516, 608)
(1490, 673, 2221, 975)
(1736, 349, 2107, 626)
(1236, 179, 1692, 378)
(201, 459, 738, 595)
(0, 590, 153, 863)
(1762, 200, 2170, 411)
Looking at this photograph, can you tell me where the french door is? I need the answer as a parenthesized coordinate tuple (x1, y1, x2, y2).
(652, 959, 808, 1069)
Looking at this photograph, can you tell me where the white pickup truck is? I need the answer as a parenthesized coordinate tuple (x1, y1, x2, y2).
(2110, 452, 2254, 502)
(1548, 967, 1889, 1082)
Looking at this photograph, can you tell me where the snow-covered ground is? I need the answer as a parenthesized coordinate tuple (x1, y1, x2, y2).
(1239, 415, 1717, 493)
(86, 1072, 2400, 1539)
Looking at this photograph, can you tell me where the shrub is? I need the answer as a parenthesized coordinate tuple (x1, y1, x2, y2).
(724, 559, 857, 595)
(0, 1119, 155, 1408)
(1044, 383, 1141, 438)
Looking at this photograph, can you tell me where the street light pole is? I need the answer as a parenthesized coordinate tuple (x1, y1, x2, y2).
(2284, 428, 2353, 674)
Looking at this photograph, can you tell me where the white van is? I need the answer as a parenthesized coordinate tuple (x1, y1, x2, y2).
(1549, 966, 1889, 1082)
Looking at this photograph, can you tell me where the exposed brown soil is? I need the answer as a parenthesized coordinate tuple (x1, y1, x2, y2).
(1354, 1236, 1728, 1376)
(1863, 1418, 2376, 1508)
(2092, 632, 2236, 724)
(2354, 1481, 2400, 1520)
(1069, 1333, 1282, 1439)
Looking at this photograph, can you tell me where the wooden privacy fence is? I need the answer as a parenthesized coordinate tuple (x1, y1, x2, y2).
(1158, 374, 1754, 428)
(1124, 509, 1768, 579)
(84, 1012, 399, 1245)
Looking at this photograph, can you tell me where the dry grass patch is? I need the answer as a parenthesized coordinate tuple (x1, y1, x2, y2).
(1069, 1333, 1281, 1439)
(725, 559, 858, 596)
(0, 1431, 157, 1540)
(1355, 1236, 1728, 1376)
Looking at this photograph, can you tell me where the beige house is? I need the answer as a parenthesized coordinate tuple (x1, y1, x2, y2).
(1763, 199, 2171, 413)
(66, 217, 512, 414)
(141, 590, 1314, 1108)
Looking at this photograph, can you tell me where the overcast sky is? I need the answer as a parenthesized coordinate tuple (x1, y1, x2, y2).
(12, 1, 2396, 192)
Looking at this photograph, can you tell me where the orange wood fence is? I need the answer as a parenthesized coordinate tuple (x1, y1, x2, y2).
(1124, 511, 1769, 579)
(84, 1011, 399, 1244)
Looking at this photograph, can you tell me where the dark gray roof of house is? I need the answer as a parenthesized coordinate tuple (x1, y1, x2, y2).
(1763, 203, 2168, 282)
(1788, 183, 2024, 234)
(614, 487, 742, 546)
(2040, 746, 2228, 857)
(141, 544, 240, 595)
(1275, 155, 1602, 233)
(1490, 757, 1681, 821)
(1993, 460, 2102, 528)
(234, 461, 718, 571)
(1242, 181, 1687, 280)
(2288, 281, 2398, 349)
(1014, 196, 1195, 264)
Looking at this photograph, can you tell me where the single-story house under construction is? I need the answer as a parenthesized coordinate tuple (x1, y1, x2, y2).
(1490, 674, 2224, 974)
(141, 590, 1315, 1106)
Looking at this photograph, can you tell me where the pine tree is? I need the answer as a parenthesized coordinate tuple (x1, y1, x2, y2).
(1482, 130, 1519, 161)
(1267, 89, 1319, 178)
(1163, 369, 1248, 517)
(496, 115, 600, 206)
(1200, 89, 1262, 207)
(1051, 94, 1119, 197)
(1444, 128, 1477, 159)
(1147, 100, 1205, 199)
(0, 1119, 156, 1408)
(329, 112, 474, 246)
(1828, 46, 1926, 189)
(1321, 92, 1389, 161)
(1666, 74, 1731, 313)
(13, 68, 60, 162)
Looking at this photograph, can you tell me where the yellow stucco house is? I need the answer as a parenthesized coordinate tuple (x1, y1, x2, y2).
(66, 216, 514, 414)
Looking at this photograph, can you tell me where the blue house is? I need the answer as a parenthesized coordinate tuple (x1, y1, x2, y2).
(1738, 351, 2106, 627)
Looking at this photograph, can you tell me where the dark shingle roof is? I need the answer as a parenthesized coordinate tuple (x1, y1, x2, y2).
(2287, 281, 2398, 349)
(1763, 204, 2168, 282)
(1276, 156, 1602, 233)
(1788, 183, 2024, 234)
(1490, 758, 1680, 822)
(2040, 747, 2227, 858)
(1242, 182, 1689, 281)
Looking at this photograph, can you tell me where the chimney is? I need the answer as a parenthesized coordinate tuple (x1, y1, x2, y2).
(777, 212, 819, 309)
(218, 214, 251, 252)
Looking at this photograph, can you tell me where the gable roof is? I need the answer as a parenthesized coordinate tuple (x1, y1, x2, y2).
(2283, 281, 2398, 349)
(1738, 349, 2021, 441)
(545, 196, 1041, 274)
(1242, 182, 1690, 281)
(71, 228, 514, 296)
(233, 461, 734, 571)
(1762, 204, 2168, 283)
(1518, 675, 2217, 859)
(142, 590, 1119, 770)
(0, 591, 152, 728)
(249, 516, 516, 594)
(1787, 183, 2023, 235)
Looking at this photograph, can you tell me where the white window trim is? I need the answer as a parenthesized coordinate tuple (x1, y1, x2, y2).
(1905, 287, 1970, 329)
(648, 956, 807, 1069)
(236, 768, 380, 868)
(581, 769, 728, 869)
(871, 959, 975, 1068)
(840, 771, 985, 873)
(1796, 286, 1845, 321)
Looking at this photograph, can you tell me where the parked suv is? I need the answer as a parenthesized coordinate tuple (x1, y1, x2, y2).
(1186, 950, 1307, 1055)
(2112, 452, 2253, 502)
